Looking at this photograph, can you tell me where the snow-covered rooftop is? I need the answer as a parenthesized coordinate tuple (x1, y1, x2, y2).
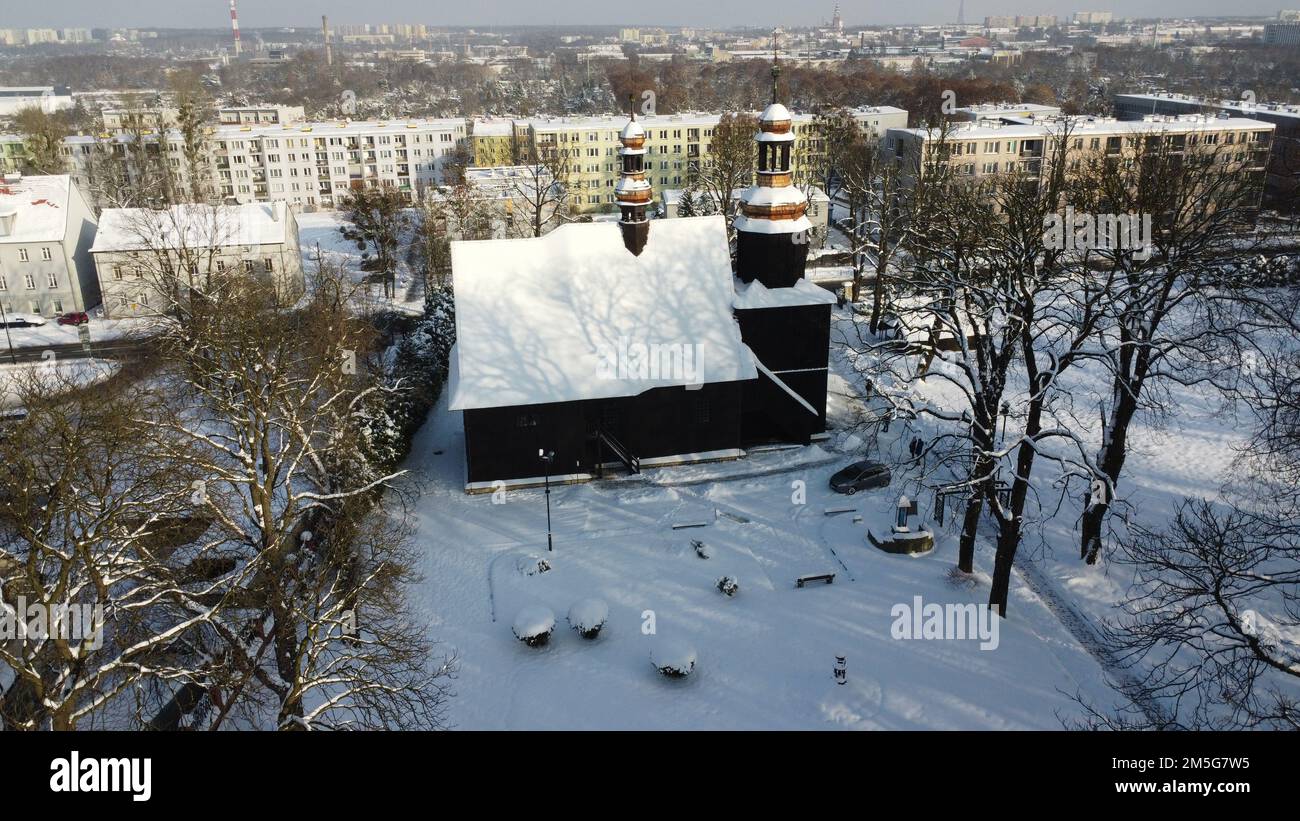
(894, 114, 1275, 141)
(91, 202, 294, 253)
(0, 175, 73, 245)
(448, 216, 757, 411)
(734, 277, 838, 309)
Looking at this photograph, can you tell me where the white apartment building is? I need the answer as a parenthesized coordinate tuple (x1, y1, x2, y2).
(954, 102, 1064, 124)
(217, 105, 306, 126)
(210, 118, 469, 209)
(91, 201, 303, 318)
(0, 174, 100, 318)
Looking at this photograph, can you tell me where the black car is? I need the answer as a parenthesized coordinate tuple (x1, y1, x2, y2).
(1, 317, 43, 329)
(829, 460, 892, 494)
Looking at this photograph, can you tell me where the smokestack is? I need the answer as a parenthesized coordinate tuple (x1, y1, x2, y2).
(229, 0, 242, 57)
(322, 15, 333, 66)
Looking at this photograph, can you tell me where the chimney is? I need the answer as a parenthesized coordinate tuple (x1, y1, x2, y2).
(0, 205, 16, 238)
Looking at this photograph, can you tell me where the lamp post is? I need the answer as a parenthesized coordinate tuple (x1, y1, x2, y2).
(1000, 401, 1011, 447)
(539, 448, 555, 552)
(0, 298, 16, 365)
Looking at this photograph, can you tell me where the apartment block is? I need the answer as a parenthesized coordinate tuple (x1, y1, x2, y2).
(1115, 93, 1300, 207)
(493, 106, 907, 214)
(0, 174, 101, 318)
(0, 135, 28, 175)
(209, 118, 469, 209)
(885, 114, 1273, 206)
(217, 105, 307, 126)
(954, 102, 1064, 124)
(1265, 22, 1300, 45)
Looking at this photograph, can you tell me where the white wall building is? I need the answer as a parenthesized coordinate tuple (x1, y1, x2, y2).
(211, 118, 469, 209)
(0, 86, 75, 117)
(0, 174, 100, 318)
(91, 201, 303, 318)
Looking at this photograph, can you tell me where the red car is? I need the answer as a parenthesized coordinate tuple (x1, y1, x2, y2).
(57, 312, 90, 326)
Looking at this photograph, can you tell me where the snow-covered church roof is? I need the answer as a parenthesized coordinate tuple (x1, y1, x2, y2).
(448, 215, 758, 411)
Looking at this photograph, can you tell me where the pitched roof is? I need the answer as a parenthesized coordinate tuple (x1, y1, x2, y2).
(448, 215, 757, 411)
(0, 175, 73, 245)
(91, 202, 293, 253)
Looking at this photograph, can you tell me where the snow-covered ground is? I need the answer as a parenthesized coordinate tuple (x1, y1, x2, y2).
(297, 211, 425, 314)
(0, 358, 119, 409)
(402, 385, 1126, 729)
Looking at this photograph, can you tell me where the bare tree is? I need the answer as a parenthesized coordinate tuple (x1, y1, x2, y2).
(0, 369, 222, 730)
(1074, 128, 1293, 564)
(694, 112, 759, 241)
(142, 267, 453, 729)
(503, 163, 567, 238)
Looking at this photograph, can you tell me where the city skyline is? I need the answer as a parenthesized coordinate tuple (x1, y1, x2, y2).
(1, 1, 1292, 31)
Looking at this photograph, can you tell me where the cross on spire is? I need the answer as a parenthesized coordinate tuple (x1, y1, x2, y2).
(771, 28, 781, 104)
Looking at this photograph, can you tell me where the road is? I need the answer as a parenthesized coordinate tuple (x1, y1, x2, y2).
(0, 337, 154, 365)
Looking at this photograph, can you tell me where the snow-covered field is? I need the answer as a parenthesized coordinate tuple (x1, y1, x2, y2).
(402, 383, 1128, 729)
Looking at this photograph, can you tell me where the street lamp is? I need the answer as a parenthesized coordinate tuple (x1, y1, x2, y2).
(1000, 401, 1011, 447)
(539, 448, 555, 552)
(0, 298, 16, 365)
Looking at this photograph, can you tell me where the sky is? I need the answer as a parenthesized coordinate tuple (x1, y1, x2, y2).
(1, 1, 1290, 30)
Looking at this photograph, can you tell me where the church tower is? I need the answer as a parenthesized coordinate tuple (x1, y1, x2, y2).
(732, 48, 836, 446)
(733, 56, 814, 287)
(615, 101, 652, 256)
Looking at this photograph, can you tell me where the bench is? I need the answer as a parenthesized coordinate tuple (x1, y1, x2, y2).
(796, 573, 836, 588)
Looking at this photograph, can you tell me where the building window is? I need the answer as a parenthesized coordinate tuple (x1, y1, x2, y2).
(0, 275, 6, 291)
(515, 413, 538, 428)
(52, 299, 63, 313)
(134, 266, 143, 279)
(18, 249, 28, 262)
(41, 247, 52, 261)
(264, 258, 274, 272)
(113, 265, 124, 281)
(23, 274, 35, 290)
(243, 260, 254, 273)
(46, 272, 57, 288)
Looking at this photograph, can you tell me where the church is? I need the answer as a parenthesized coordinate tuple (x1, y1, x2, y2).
(446, 71, 836, 491)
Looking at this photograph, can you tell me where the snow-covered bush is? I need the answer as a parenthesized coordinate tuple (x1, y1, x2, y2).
(650, 640, 697, 678)
(716, 576, 739, 597)
(692, 539, 711, 559)
(512, 605, 556, 647)
(567, 598, 609, 639)
(360, 285, 457, 472)
(517, 554, 552, 576)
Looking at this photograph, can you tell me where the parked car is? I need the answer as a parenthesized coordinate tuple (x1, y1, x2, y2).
(0, 314, 47, 329)
(57, 312, 89, 326)
(829, 460, 892, 495)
